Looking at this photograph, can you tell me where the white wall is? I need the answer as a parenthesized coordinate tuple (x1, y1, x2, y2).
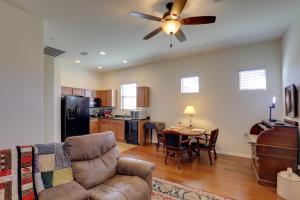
(282, 14, 300, 169)
(44, 56, 61, 143)
(61, 64, 101, 90)
(282, 15, 300, 122)
(0, 1, 44, 147)
(101, 40, 282, 157)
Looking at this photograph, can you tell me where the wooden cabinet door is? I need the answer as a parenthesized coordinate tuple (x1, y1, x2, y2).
(85, 89, 96, 98)
(116, 122, 125, 141)
(90, 122, 98, 134)
(101, 90, 107, 107)
(61, 87, 73, 96)
(110, 120, 125, 141)
(110, 122, 117, 138)
(106, 90, 112, 107)
(72, 88, 85, 96)
(99, 119, 111, 132)
(137, 87, 149, 107)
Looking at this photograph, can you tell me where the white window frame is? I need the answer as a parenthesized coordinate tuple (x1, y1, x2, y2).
(181, 76, 199, 94)
(121, 83, 137, 110)
(239, 69, 267, 91)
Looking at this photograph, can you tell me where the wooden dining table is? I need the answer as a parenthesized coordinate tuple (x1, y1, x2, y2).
(163, 126, 208, 137)
(162, 126, 208, 161)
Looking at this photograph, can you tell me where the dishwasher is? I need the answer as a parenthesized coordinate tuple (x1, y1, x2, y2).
(125, 120, 139, 144)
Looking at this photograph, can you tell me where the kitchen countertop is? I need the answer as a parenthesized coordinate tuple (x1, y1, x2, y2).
(90, 116, 149, 121)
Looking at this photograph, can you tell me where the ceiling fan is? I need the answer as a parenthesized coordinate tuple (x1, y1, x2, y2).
(130, 0, 216, 46)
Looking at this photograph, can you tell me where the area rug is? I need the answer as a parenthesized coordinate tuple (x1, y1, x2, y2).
(152, 177, 233, 200)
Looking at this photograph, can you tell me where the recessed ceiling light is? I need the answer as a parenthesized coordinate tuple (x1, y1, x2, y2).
(75, 60, 80, 63)
(99, 51, 106, 55)
(98, 66, 103, 69)
(122, 60, 128, 63)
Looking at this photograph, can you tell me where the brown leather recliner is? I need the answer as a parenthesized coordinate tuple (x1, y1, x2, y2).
(38, 132, 155, 200)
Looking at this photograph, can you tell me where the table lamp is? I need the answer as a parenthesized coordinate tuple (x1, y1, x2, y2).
(184, 106, 196, 128)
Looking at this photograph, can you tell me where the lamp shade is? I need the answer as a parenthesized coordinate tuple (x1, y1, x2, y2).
(184, 106, 196, 115)
(162, 20, 181, 35)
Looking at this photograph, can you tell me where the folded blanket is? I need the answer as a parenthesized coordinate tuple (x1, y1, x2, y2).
(34, 143, 73, 193)
(0, 146, 38, 200)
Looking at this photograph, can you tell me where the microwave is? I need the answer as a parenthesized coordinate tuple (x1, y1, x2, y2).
(130, 111, 147, 120)
(90, 98, 101, 108)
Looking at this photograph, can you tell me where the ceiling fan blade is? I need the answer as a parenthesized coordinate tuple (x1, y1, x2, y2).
(130, 12, 162, 22)
(180, 16, 216, 25)
(175, 29, 187, 42)
(143, 27, 162, 40)
(170, 0, 187, 18)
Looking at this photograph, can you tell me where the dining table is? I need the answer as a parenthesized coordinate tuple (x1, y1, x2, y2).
(163, 126, 208, 160)
(163, 126, 208, 137)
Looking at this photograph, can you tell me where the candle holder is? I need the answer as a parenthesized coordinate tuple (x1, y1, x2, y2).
(269, 103, 276, 122)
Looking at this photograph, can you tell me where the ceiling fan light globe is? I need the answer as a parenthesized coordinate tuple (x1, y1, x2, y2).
(162, 20, 181, 35)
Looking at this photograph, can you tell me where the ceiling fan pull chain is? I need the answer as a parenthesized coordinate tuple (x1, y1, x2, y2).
(170, 34, 173, 48)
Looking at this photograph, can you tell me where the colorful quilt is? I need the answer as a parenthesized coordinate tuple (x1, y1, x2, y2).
(34, 143, 73, 193)
(0, 146, 38, 200)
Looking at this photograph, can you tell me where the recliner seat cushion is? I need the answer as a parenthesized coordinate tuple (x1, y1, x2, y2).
(38, 180, 89, 200)
(88, 175, 150, 200)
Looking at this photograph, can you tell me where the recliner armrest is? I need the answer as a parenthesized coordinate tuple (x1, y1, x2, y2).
(117, 158, 155, 181)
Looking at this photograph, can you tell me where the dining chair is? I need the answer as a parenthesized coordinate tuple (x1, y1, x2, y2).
(163, 131, 192, 169)
(155, 122, 165, 151)
(191, 129, 219, 165)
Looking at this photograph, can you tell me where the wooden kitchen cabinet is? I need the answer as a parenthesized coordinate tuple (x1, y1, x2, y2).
(61, 87, 73, 96)
(97, 90, 117, 107)
(110, 120, 125, 142)
(97, 119, 125, 141)
(72, 88, 85, 96)
(99, 90, 107, 106)
(85, 89, 96, 98)
(106, 89, 117, 107)
(137, 86, 149, 107)
(98, 119, 111, 132)
(90, 119, 99, 134)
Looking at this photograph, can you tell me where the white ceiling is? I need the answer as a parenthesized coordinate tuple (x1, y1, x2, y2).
(6, 0, 300, 71)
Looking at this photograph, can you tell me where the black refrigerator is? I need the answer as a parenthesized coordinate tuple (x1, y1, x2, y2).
(61, 96, 90, 141)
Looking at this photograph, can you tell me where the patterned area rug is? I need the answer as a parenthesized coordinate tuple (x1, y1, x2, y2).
(152, 178, 233, 200)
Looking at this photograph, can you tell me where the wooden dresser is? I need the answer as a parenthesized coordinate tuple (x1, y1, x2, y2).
(245, 120, 298, 186)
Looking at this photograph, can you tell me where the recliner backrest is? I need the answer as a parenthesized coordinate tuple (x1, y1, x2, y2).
(64, 132, 119, 189)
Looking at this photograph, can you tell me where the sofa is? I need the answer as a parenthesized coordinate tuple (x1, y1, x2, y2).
(38, 132, 155, 200)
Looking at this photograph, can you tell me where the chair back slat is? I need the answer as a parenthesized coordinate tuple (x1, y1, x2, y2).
(155, 122, 165, 132)
(209, 129, 219, 147)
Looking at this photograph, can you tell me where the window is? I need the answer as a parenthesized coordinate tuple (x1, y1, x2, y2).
(239, 69, 267, 90)
(181, 76, 199, 93)
(121, 83, 137, 109)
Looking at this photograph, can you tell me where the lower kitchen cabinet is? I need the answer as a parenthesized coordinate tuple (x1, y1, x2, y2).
(90, 122, 98, 134)
(97, 119, 125, 141)
(90, 118, 99, 134)
(98, 119, 111, 132)
(110, 120, 125, 142)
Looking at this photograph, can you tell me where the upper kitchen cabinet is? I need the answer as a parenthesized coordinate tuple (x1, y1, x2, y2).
(106, 89, 117, 107)
(72, 88, 85, 96)
(97, 90, 117, 107)
(137, 86, 149, 107)
(61, 87, 73, 96)
(85, 89, 96, 98)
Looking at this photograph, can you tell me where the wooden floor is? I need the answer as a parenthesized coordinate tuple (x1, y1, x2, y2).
(121, 144, 282, 200)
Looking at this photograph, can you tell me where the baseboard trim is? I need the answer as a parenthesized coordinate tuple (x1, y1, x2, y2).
(217, 151, 251, 159)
